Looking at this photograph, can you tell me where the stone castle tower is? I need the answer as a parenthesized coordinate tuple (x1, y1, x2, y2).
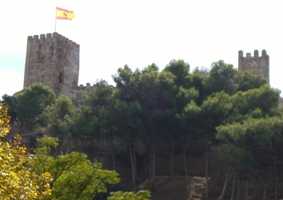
(24, 32, 80, 97)
(238, 49, 269, 83)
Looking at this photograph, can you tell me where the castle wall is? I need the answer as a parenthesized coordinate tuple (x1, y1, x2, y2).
(24, 32, 80, 97)
(70, 83, 93, 107)
(238, 49, 269, 83)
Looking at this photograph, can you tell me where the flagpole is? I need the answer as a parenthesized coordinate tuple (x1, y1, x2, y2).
(54, 4, 57, 32)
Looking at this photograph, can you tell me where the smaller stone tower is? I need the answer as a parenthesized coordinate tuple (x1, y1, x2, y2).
(24, 32, 80, 97)
(238, 49, 269, 83)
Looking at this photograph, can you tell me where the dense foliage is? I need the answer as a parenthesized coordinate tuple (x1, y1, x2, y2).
(2, 59, 282, 199)
(0, 102, 52, 199)
(0, 103, 150, 200)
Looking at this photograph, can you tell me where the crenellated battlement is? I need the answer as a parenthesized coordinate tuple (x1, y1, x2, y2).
(70, 83, 96, 107)
(27, 32, 79, 49)
(74, 83, 95, 90)
(238, 49, 269, 83)
(238, 49, 267, 58)
(24, 32, 80, 99)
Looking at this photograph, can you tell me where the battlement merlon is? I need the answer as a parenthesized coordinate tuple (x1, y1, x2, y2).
(238, 49, 268, 58)
(27, 32, 80, 49)
(73, 83, 95, 90)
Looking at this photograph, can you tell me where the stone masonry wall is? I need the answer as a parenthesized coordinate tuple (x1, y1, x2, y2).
(24, 32, 80, 97)
(70, 83, 94, 107)
(238, 49, 269, 83)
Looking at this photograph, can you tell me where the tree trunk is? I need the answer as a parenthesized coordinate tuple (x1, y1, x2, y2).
(205, 143, 209, 200)
(133, 147, 137, 179)
(151, 143, 156, 191)
(129, 145, 136, 192)
(149, 145, 152, 181)
(262, 182, 268, 200)
(170, 130, 174, 176)
(253, 179, 259, 200)
(236, 171, 240, 200)
(274, 177, 278, 200)
(231, 170, 236, 200)
(246, 177, 249, 200)
(97, 133, 104, 162)
(110, 139, 116, 170)
(143, 145, 149, 166)
(218, 159, 221, 183)
(218, 166, 231, 200)
(183, 141, 188, 184)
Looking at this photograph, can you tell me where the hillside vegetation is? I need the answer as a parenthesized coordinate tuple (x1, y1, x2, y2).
(2, 60, 283, 199)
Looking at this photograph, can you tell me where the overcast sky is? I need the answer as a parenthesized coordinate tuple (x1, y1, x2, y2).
(1, 0, 282, 98)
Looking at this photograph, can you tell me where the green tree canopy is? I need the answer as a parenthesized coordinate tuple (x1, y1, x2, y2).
(42, 95, 75, 136)
(2, 83, 56, 134)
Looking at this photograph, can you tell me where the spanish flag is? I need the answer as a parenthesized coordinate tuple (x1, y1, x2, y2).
(56, 7, 75, 20)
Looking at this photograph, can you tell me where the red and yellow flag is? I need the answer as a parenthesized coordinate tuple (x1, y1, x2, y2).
(56, 7, 75, 20)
